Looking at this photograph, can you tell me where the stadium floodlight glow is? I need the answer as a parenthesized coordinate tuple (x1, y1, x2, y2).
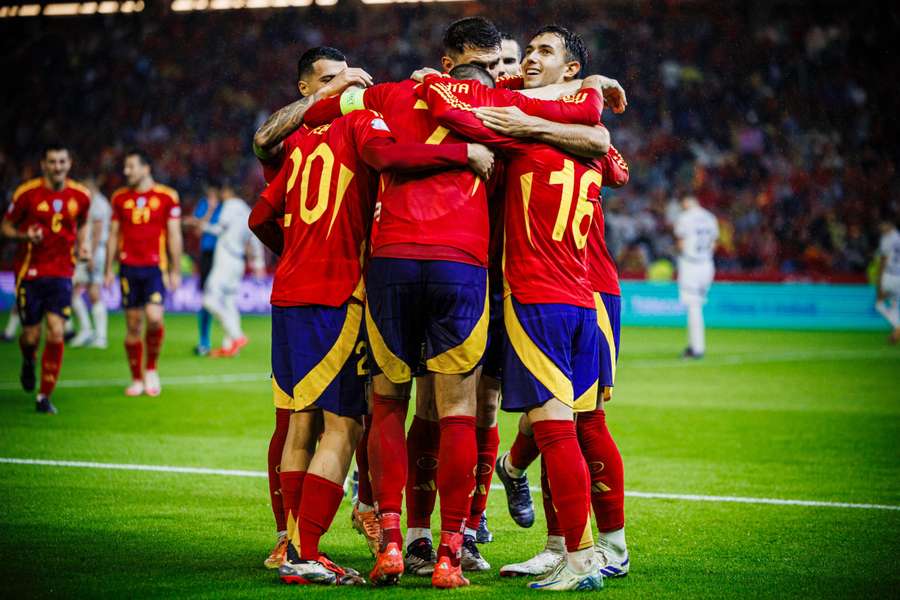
(315, 0, 337, 5)
(360, 0, 468, 3)
(19, 3, 41, 15)
(98, 1, 118, 12)
(43, 2, 80, 15)
(80, 1, 98, 13)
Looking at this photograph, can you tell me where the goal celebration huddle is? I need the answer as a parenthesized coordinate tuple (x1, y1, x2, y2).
(249, 16, 629, 591)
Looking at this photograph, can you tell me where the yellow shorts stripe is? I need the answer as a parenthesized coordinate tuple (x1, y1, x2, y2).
(425, 282, 489, 375)
(292, 302, 363, 411)
(573, 378, 599, 413)
(271, 377, 294, 410)
(365, 300, 412, 384)
(503, 295, 574, 406)
(594, 292, 617, 385)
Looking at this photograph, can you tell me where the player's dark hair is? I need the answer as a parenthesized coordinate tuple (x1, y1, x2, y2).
(532, 25, 588, 75)
(500, 31, 517, 42)
(449, 63, 495, 88)
(125, 148, 153, 169)
(42, 142, 69, 157)
(297, 46, 346, 80)
(443, 17, 501, 56)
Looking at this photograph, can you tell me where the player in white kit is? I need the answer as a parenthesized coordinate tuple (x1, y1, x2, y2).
(202, 182, 265, 357)
(674, 195, 719, 358)
(875, 220, 900, 344)
(71, 179, 112, 348)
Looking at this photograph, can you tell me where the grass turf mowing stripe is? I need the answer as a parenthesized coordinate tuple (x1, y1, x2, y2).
(0, 372, 269, 390)
(3, 456, 898, 512)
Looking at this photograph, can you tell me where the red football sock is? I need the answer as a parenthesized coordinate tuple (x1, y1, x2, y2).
(509, 429, 540, 471)
(466, 424, 499, 530)
(369, 393, 408, 517)
(268, 408, 291, 532)
(19, 337, 37, 363)
(356, 414, 374, 506)
(577, 409, 625, 532)
(281, 470, 306, 546)
(436, 415, 476, 565)
(405, 415, 440, 529)
(379, 512, 402, 548)
(540, 456, 564, 537)
(145, 324, 164, 370)
(298, 473, 345, 560)
(39, 340, 64, 397)
(532, 420, 592, 552)
(125, 339, 143, 380)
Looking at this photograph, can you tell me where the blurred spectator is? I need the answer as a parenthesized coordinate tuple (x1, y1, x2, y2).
(1, 1, 897, 280)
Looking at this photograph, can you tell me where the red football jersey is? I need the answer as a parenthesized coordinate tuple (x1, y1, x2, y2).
(260, 110, 391, 307)
(587, 146, 630, 295)
(259, 129, 306, 184)
(6, 178, 90, 282)
(419, 76, 605, 308)
(110, 184, 181, 268)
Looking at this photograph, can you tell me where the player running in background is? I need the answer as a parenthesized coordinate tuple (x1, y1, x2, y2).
(501, 145, 631, 579)
(70, 177, 111, 349)
(498, 32, 523, 78)
(249, 46, 488, 585)
(674, 195, 719, 358)
(418, 45, 609, 590)
(183, 185, 222, 356)
(875, 219, 900, 343)
(1, 143, 91, 414)
(201, 181, 264, 357)
(105, 150, 183, 397)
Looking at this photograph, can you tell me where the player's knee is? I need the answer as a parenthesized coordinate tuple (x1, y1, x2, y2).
(22, 325, 41, 345)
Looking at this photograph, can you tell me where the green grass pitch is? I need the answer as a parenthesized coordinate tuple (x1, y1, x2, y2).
(0, 314, 898, 598)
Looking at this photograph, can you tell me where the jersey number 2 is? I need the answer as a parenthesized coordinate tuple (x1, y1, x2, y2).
(284, 144, 355, 236)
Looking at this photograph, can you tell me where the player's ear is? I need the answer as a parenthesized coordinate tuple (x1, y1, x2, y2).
(297, 79, 309, 97)
(440, 56, 454, 74)
(564, 61, 581, 81)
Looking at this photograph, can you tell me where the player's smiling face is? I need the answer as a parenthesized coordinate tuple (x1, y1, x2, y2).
(124, 155, 150, 188)
(522, 32, 580, 89)
(41, 150, 71, 190)
(442, 45, 501, 80)
(298, 59, 348, 97)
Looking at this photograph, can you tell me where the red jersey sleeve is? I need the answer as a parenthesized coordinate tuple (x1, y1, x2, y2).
(166, 191, 181, 219)
(491, 86, 603, 125)
(5, 188, 29, 225)
(110, 191, 124, 223)
(259, 165, 288, 215)
(303, 94, 343, 128)
(419, 75, 523, 150)
(594, 144, 630, 188)
(495, 75, 524, 90)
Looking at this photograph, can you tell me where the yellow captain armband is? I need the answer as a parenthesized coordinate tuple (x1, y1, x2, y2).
(340, 87, 366, 115)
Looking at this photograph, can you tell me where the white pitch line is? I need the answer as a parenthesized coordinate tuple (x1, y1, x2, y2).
(1, 457, 898, 512)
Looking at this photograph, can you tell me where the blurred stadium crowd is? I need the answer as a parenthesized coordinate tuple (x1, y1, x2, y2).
(1, 0, 896, 280)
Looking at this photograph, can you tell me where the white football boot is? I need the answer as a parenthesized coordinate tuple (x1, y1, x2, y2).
(125, 379, 144, 397)
(528, 556, 604, 591)
(144, 370, 161, 397)
(499, 536, 565, 577)
(594, 534, 630, 577)
(460, 534, 491, 572)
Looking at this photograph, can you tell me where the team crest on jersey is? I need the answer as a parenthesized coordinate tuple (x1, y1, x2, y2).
(149, 196, 160, 210)
(52, 199, 63, 213)
(37, 201, 50, 212)
(136, 196, 147, 209)
(67, 199, 79, 216)
(124, 199, 135, 209)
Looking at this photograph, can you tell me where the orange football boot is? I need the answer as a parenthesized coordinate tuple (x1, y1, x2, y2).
(264, 534, 288, 569)
(431, 532, 470, 589)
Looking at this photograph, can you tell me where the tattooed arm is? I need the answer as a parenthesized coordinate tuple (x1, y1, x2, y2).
(252, 67, 375, 160)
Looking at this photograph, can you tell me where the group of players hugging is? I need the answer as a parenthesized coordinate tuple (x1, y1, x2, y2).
(1, 14, 632, 592)
(249, 17, 630, 591)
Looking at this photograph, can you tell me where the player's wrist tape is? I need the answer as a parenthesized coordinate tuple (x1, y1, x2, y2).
(340, 87, 366, 115)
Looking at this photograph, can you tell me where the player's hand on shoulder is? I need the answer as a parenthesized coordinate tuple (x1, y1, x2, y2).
(410, 67, 441, 82)
(467, 143, 495, 180)
(320, 67, 374, 98)
(474, 105, 538, 137)
(26, 224, 43, 244)
(596, 75, 627, 114)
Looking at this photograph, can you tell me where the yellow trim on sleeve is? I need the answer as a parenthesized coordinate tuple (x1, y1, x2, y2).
(426, 281, 489, 374)
(291, 302, 363, 411)
(365, 300, 411, 384)
(504, 295, 573, 406)
(12, 178, 42, 203)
